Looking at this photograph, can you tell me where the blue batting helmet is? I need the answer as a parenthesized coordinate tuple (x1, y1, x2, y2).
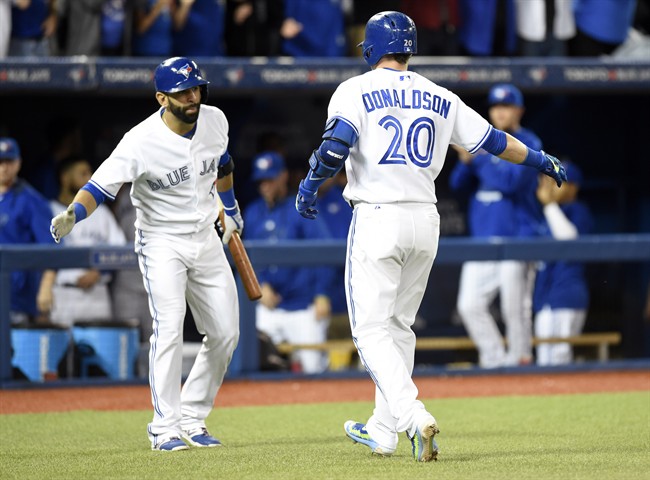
(488, 84, 524, 107)
(359, 11, 417, 67)
(154, 57, 209, 102)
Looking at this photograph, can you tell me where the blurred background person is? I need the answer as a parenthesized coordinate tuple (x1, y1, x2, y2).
(173, 0, 226, 57)
(280, 0, 347, 57)
(316, 170, 352, 369)
(132, 0, 179, 57)
(450, 84, 543, 368)
(534, 162, 593, 366)
(9, 0, 58, 56)
(458, 0, 517, 56)
(0, 137, 56, 325)
(400, 0, 461, 56)
(0, 0, 11, 58)
(243, 151, 333, 373)
(49, 155, 127, 327)
(225, 0, 284, 56)
(515, 0, 575, 57)
(569, 0, 638, 56)
(57, 0, 130, 56)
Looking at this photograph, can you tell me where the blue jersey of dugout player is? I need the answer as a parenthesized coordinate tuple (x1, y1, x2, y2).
(243, 151, 334, 311)
(534, 162, 594, 313)
(450, 84, 545, 238)
(0, 138, 56, 317)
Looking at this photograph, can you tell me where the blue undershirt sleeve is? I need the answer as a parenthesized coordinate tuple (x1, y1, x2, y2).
(481, 128, 507, 156)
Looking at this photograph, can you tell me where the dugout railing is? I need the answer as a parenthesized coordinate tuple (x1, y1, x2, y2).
(1, 234, 649, 386)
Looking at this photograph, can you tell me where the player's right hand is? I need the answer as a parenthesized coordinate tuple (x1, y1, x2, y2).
(541, 152, 567, 188)
(296, 180, 318, 219)
(50, 204, 76, 243)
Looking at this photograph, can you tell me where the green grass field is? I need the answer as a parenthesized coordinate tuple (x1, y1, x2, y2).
(1, 391, 648, 480)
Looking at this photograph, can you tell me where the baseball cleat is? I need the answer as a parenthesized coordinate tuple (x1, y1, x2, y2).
(153, 437, 189, 452)
(408, 420, 440, 462)
(182, 427, 222, 447)
(344, 421, 393, 456)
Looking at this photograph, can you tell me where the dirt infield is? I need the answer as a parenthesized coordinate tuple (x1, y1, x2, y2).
(1, 370, 648, 415)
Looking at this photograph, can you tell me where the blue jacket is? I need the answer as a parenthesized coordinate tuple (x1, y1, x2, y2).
(533, 201, 594, 312)
(0, 179, 56, 315)
(574, 0, 636, 45)
(459, 0, 517, 56)
(450, 127, 545, 238)
(173, 0, 225, 57)
(318, 184, 352, 314)
(133, 0, 173, 56)
(243, 195, 334, 311)
(11, 0, 49, 39)
(282, 0, 346, 57)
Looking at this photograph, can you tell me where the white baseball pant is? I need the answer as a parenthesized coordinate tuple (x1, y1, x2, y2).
(346, 203, 439, 451)
(457, 260, 535, 368)
(136, 227, 239, 448)
(535, 306, 586, 365)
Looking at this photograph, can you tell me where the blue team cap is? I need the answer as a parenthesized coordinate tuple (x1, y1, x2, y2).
(0, 137, 20, 160)
(563, 161, 583, 186)
(252, 151, 285, 181)
(487, 84, 524, 107)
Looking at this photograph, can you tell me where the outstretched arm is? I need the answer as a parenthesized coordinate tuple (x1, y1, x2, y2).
(49, 188, 99, 243)
(481, 129, 567, 187)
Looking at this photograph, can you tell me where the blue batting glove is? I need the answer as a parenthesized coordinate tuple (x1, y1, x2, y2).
(295, 179, 318, 219)
(541, 151, 568, 187)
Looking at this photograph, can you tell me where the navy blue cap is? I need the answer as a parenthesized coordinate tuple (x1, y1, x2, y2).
(0, 137, 20, 160)
(252, 151, 286, 181)
(563, 161, 583, 186)
(488, 84, 524, 107)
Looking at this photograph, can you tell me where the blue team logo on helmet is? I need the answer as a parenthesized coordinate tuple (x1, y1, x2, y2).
(359, 11, 417, 67)
(173, 63, 193, 79)
(154, 57, 209, 101)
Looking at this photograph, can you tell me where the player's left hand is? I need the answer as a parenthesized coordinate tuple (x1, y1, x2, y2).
(50, 204, 76, 243)
(541, 152, 567, 188)
(296, 180, 318, 219)
(221, 203, 244, 245)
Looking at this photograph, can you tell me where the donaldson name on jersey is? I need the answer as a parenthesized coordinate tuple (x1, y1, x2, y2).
(328, 69, 491, 206)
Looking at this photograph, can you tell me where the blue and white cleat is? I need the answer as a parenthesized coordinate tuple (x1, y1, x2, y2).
(153, 437, 189, 452)
(408, 420, 440, 462)
(182, 427, 222, 448)
(344, 421, 393, 456)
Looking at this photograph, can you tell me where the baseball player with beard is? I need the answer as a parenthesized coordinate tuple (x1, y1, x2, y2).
(50, 57, 242, 452)
(294, 11, 567, 462)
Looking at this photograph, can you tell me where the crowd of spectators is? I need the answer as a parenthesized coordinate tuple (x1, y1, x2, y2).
(1, 1, 648, 60)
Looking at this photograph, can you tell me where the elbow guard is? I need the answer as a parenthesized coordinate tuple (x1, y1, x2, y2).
(217, 152, 234, 178)
(309, 117, 359, 179)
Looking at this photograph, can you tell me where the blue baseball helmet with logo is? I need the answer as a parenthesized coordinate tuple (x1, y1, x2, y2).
(359, 11, 417, 67)
(154, 57, 209, 102)
(487, 84, 524, 107)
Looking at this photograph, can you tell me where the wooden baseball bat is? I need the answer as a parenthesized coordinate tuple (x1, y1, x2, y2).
(219, 209, 262, 301)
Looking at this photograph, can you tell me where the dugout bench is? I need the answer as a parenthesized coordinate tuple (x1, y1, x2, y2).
(276, 332, 622, 366)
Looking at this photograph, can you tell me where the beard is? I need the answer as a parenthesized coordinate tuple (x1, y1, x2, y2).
(168, 101, 200, 124)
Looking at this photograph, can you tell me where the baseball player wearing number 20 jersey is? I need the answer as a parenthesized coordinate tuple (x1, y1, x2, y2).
(50, 57, 243, 452)
(295, 11, 568, 462)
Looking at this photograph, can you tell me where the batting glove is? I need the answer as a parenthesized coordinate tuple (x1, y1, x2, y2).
(221, 202, 244, 245)
(50, 204, 76, 243)
(296, 180, 318, 219)
(541, 152, 568, 188)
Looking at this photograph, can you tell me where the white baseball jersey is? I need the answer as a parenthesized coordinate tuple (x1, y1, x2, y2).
(89, 105, 229, 234)
(327, 68, 491, 205)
